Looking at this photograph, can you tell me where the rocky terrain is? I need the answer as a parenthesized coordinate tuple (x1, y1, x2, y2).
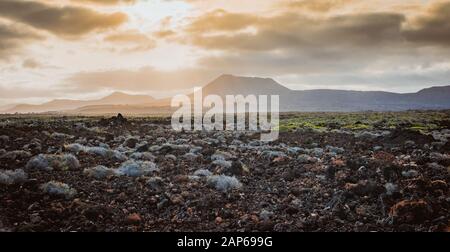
(0, 112, 449, 232)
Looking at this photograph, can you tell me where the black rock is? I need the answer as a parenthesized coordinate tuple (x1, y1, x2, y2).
(229, 160, 244, 176)
(124, 137, 138, 148)
(136, 143, 149, 152)
(99, 113, 128, 127)
(325, 166, 336, 180)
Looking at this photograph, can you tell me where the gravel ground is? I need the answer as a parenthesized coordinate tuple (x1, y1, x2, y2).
(0, 114, 449, 232)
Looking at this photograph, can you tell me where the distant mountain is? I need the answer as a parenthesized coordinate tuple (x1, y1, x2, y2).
(96, 92, 154, 105)
(198, 75, 450, 112)
(68, 104, 173, 115)
(0, 103, 18, 112)
(202, 74, 291, 96)
(2, 75, 450, 114)
(3, 92, 155, 113)
(412, 86, 450, 103)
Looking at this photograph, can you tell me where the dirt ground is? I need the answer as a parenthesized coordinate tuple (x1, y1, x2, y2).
(0, 112, 449, 232)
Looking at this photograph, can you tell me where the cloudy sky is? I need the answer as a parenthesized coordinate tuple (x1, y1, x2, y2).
(1, 0, 450, 105)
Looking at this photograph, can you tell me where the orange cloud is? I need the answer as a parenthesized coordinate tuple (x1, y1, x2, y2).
(168, 3, 450, 78)
(181, 10, 406, 51)
(284, 0, 354, 12)
(71, 0, 136, 5)
(153, 29, 176, 39)
(0, 0, 128, 38)
(403, 1, 450, 46)
(22, 58, 42, 69)
(186, 9, 259, 33)
(178, 0, 450, 53)
(0, 23, 44, 60)
(103, 30, 156, 52)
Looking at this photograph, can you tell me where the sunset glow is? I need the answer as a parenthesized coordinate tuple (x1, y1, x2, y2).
(1, 0, 449, 106)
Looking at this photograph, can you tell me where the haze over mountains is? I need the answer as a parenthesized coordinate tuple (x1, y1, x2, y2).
(3, 92, 157, 114)
(3, 74, 450, 114)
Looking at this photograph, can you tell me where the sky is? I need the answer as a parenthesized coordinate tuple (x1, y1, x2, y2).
(0, 0, 450, 105)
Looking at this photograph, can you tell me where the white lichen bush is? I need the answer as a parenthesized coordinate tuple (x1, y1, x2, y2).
(60, 154, 80, 170)
(0, 169, 28, 185)
(40, 181, 77, 199)
(207, 175, 242, 192)
(116, 160, 158, 177)
(130, 152, 155, 161)
(26, 154, 80, 171)
(212, 160, 232, 169)
(193, 169, 212, 177)
(65, 143, 86, 153)
(26, 154, 52, 171)
(83, 165, 115, 179)
(65, 143, 127, 161)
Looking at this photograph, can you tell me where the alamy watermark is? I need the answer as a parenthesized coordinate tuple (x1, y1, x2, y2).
(171, 87, 279, 141)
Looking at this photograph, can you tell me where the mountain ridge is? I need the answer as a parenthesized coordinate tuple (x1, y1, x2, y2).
(2, 75, 450, 114)
(3, 91, 156, 113)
